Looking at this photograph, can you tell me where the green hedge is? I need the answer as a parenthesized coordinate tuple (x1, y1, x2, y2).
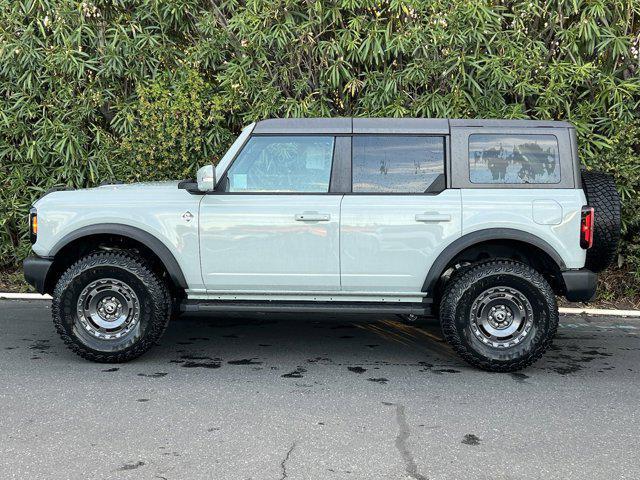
(1, 0, 639, 277)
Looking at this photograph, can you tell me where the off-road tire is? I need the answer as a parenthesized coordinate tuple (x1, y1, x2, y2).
(581, 170, 621, 272)
(52, 251, 172, 362)
(440, 260, 558, 372)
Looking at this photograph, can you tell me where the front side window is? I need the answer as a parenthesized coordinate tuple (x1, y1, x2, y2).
(469, 134, 560, 184)
(225, 136, 334, 192)
(352, 136, 445, 193)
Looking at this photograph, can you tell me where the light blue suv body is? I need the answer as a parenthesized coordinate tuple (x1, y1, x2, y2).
(24, 118, 618, 370)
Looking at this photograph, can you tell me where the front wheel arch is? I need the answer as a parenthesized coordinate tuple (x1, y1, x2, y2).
(44, 224, 188, 294)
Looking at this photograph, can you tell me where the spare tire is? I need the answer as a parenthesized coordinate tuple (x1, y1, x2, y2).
(581, 170, 621, 272)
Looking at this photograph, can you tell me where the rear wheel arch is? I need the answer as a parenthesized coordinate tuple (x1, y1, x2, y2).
(45, 224, 188, 294)
(423, 229, 566, 298)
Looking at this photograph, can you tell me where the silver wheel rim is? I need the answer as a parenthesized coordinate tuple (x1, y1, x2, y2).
(76, 278, 140, 340)
(470, 286, 534, 348)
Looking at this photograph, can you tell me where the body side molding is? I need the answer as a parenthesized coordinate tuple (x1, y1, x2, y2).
(422, 228, 566, 294)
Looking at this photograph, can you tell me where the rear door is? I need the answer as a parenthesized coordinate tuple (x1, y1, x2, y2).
(340, 134, 462, 296)
(199, 135, 343, 292)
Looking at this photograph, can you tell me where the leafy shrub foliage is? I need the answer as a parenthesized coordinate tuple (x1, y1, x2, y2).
(1, 0, 639, 277)
(106, 69, 234, 182)
(589, 121, 640, 277)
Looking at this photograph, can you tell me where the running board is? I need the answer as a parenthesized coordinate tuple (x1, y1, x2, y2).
(181, 300, 432, 316)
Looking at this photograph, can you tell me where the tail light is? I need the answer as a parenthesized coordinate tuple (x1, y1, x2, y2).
(580, 206, 594, 249)
(29, 208, 37, 244)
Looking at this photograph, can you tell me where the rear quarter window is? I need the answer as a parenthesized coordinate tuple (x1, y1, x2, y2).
(469, 134, 560, 184)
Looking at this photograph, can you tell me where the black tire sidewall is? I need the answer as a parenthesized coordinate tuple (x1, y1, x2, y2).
(453, 273, 550, 363)
(53, 252, 170, 362)
(581, 170, 621, 272)
(440, 261, 558, 371)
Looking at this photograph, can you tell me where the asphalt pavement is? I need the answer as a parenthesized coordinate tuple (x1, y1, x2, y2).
(1, 300, 639, 479)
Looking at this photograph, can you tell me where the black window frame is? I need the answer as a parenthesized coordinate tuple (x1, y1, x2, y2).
(449, 127, 574, 189)
(212, 132, 450, 196)
(214, 133, 348, 195)
(347, 134, 448, 195)
(467, 133, 562, 186)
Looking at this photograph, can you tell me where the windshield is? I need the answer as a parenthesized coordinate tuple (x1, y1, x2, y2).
(215, 123, 255, 180)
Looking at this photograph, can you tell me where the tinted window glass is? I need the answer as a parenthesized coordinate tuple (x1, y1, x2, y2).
(352, 136, 445, 193)
(469, 134, 560, 184)
(226, 136, 334, 192)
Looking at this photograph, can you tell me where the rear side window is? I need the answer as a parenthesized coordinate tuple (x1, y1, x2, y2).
(352, 136, 445, 193)
(225, 136, 334, 192)
(469, 134, 560, 184)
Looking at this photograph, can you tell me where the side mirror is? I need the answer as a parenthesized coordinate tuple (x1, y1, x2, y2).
(196, 165, 216, 192)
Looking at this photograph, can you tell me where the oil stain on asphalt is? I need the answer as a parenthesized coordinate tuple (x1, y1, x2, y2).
(117, 460, 145, 471)
(462, 434, 481, 446)
(138, 372, 168, 378)
(227, 358, 263, 365)
(347, 366, 367, 374)
(282, 367, 307, 378)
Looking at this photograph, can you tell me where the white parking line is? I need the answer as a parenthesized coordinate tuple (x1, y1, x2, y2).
(1, 292, 639, 317)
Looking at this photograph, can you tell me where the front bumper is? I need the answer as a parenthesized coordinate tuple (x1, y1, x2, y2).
(562, 269, 597, 302)
(23, 256, 54, 294)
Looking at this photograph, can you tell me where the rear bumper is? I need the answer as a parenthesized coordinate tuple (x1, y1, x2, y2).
(562, 269, 597, 302)
(23, 256, 53, 294)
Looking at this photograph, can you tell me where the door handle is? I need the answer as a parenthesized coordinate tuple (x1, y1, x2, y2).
(295, 213, 331, 222)
(415, 213, 451, 223)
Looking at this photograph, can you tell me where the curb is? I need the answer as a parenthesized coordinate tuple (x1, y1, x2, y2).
(558, 307, 640, 318)
(1, 292, 639, 317)
(0, 292, 52, 300)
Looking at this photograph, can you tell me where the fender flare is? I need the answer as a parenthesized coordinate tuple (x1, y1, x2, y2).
(50, 223, 188, 289)
(422, 228, 566, 294)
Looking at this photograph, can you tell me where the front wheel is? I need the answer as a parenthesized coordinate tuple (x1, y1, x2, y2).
(439, 260, 558, 372)
(52, 251, 172, 362)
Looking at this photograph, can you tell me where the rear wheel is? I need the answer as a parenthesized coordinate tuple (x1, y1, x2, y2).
(439, 260, 558, 372)
(52, 251, 172, 362)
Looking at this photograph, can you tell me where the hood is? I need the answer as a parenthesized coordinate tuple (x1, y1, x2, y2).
(34, 181, 182, 208)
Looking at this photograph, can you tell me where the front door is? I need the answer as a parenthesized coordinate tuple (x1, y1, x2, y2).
(199, 135, 341, 292)
(340, 134, 462, 295)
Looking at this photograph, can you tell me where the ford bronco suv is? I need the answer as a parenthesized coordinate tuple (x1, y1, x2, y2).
(24, 118, 621, 371)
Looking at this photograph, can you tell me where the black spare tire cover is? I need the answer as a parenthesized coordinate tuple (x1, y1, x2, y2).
(580, 170, 621, 272)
